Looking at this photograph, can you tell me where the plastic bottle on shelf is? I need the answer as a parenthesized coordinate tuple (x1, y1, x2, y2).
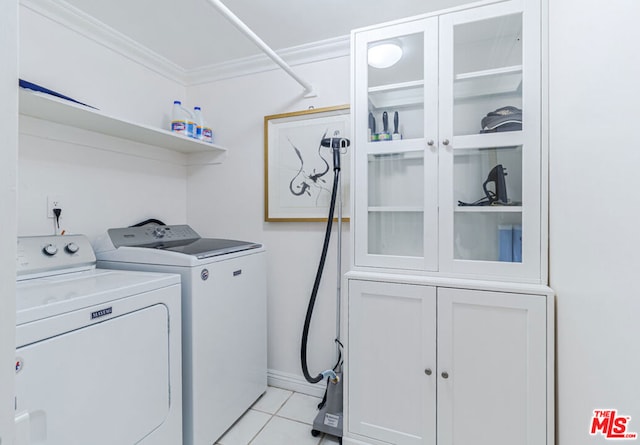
(171, 100, 196, 138)
(171, 100, 188, 136)
(202, 123, 214, 144)
(184, 105, 196, 139)
(193, 106, 214, 144)
(193, 106, 204, 140)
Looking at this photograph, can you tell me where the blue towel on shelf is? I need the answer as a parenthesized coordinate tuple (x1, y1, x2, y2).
(512, 224, 522, 263)
(19, 79, 98, 110)
(498, 224, 513, 262)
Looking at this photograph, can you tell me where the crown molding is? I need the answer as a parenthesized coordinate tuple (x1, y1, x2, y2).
(185, 35, 350, 86)
(20, 0, 350, 87)
(20, 0, 188, 84)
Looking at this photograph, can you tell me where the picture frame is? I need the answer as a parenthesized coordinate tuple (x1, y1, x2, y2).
(264, 105, 351, 222)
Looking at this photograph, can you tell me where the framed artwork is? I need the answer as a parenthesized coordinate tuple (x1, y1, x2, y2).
(264, 105, 350, 222)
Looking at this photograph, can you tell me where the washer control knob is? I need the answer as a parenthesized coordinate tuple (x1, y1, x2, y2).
(65, 242, 80, 254)
(152, 227, 166, 238)
(43, 244, 58, 256)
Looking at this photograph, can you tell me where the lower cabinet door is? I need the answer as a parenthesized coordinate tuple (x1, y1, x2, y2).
(436, 287, 548, 445)
(347, 280, 436, 445)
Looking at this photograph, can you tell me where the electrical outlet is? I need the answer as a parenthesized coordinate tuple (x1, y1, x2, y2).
(47, 195, 63, 218)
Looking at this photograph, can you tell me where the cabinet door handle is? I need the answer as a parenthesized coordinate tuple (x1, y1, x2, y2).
(424, 368, 432, 376)
(442, 139, 450, 146)
(427, 140, 435, 146)
(441, 371, 449, 379)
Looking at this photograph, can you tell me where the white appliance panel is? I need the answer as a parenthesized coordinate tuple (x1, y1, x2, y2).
(189, 251, 267, 444)
(15, 304, 170, 445)
(16, 269, 179, 325)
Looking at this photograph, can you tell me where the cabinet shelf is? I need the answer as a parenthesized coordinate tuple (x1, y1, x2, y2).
(368, 145, 424, 158)
(368, 80, 424, 109)
(452, 132, 524, 149)
(455, 205, 522, 213)
(369, 206, 424, 212)
(454, 65, 523, 99)
(18, 88, 227, 159)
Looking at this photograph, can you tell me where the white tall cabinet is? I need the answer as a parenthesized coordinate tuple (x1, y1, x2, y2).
(345, 1, 552, 444)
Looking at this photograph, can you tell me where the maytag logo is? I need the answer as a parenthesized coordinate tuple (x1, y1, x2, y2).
(91, 307, 112, 320)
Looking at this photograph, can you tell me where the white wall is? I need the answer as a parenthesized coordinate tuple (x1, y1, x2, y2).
(18, 5, 189, 237)
(187, 57, 351, 388)
(549, 0, 640, 443)
(0, 1, 18, 443)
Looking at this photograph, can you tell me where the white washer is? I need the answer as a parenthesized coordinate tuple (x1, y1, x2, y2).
(94, 224, 267, 445)
(15, 234, 182, 445)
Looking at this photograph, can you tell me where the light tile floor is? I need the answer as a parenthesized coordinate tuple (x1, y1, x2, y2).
(215, 386, 341, 445)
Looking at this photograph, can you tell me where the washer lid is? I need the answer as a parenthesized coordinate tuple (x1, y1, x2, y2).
(159, 238, 262, 259)
(104, 225, 261, 258)
(16, 268, 179, 325)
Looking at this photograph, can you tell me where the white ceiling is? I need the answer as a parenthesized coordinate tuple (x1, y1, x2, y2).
(60, 0, 471, 71)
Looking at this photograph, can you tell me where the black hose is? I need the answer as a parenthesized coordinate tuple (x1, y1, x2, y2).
(129, 218, 166, 227)
(301, 167, 340, 384)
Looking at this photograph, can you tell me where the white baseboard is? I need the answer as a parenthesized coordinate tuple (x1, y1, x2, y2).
(267, 369, 327, 398)
(343, 437, 378, 445)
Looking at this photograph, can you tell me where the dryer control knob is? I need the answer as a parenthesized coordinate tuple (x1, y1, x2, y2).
(65, 242, 79, 254)
(152, 227, 166, 238)
(43, 244, 58, 256)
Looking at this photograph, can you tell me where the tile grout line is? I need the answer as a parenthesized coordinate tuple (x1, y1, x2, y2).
(247, 389, 296, 445)
(219, 389, 330, 445)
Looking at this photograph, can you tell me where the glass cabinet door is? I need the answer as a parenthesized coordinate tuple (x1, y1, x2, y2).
(438, 0, 541, 280)
(353, 18, 438, 271)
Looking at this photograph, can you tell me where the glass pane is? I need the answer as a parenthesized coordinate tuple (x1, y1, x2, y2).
(368, 33, 424, 141)
(454, 145, 522, 207)
(453, 13, 523, 136)
(369, 212, 424, 257)
(368, 151, 424, 207)
(453, 145, 522, 262)
(454, 212, 522, 262)
(368, 151, 424, 257)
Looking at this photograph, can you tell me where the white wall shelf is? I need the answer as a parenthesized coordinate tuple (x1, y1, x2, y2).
(18, 88, 227, 162)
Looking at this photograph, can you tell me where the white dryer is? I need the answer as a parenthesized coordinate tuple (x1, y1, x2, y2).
(94, 224, 267, 445)
(15, 235, 182, 445)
